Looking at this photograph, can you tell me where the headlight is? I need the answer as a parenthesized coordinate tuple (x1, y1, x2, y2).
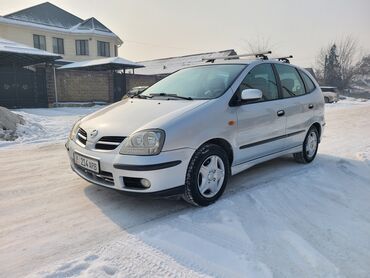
(69, 119, 81, 140)
(119, 129, 165, 156)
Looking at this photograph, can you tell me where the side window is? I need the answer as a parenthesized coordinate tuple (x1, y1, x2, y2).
(33, 34, 46, 50)
(299, 70, 316, 93)
(275, 64, 305, 98)
(238, 64, 279, 102)
(52, 37, 64, 54)
(97, 41, 110, 57)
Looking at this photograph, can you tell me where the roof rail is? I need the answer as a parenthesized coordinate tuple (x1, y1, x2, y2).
(202, 51, 272, 63)
(274, 55, 293, 64)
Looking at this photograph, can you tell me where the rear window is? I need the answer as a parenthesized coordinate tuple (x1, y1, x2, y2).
(299, 70, 316, 93)
(275, 64, 305, 98)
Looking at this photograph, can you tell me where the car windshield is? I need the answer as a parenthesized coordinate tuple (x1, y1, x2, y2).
(141, 64, 246, 100)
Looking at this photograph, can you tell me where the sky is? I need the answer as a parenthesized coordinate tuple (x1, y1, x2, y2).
(1, 0, 369, 67)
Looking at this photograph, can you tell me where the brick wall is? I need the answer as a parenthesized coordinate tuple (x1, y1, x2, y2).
(125, 74, 164, 92)
(55, 70, 113, 103)
(45, 68, 165, 105)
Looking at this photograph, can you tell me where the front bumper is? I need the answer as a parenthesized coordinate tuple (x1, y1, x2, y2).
(66, 139, 194, 195)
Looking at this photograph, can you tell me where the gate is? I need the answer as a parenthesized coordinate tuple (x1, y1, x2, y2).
(113, 71, 127, 102)
(0, 66, 48, 108)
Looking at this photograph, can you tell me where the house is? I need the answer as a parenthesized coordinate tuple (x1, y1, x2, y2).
(0, 2, 125, 108)
(0, 2, 122, 62)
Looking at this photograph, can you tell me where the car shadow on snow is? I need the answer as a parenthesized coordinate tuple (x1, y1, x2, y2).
(80, 153, 370, 277)
(83, 152, 370, 231)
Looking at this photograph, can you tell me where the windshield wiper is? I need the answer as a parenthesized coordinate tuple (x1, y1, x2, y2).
(130, 93, 152, 99)
(149, 93, 193, 100)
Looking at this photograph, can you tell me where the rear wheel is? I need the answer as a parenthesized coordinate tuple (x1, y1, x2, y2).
(324, 96, 330, 103)
(293, 126, 319, 164)
(183, 144, 230, 206)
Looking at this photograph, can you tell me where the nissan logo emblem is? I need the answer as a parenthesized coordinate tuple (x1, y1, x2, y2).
(90, 129, 98, 138)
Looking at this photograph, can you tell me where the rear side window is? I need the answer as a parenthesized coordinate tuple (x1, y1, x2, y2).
(299, 70, 316, 93)
(237, 63, 279, 102)
(275, 64, 305, 98)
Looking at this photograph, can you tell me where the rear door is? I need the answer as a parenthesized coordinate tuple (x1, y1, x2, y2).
(273, 64, 315, 148)
(234, 63, 287, 164)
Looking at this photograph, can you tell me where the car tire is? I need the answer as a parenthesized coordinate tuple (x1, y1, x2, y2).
(293, 126, 319, 164)
(183, 144, 230, 206)
(324, 97, 330, 103)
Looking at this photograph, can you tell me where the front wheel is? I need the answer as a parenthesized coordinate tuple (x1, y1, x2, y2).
(293, 126, 319, 164)
(183, 144, 230, 206)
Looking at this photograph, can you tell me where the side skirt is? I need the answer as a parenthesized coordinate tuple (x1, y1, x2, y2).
(231, 145, 302, 175)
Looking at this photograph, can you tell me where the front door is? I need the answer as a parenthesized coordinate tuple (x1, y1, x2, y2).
(234, 63, 287, 165)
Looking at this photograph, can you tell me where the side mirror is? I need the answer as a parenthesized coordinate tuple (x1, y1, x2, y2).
(241, 89, 263, 101)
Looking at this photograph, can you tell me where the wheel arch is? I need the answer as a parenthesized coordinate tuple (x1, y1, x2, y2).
(310, 122, 322, 142)
(201, 138, 234, 165)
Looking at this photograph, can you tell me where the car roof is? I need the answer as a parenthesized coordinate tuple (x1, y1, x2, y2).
(193, 58, 300, 67)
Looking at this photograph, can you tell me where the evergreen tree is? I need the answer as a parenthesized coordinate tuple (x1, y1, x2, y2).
(323, 44, 341, 86)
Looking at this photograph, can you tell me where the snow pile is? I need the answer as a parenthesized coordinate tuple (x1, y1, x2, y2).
(0, 106, 103, 148)
(0, 106, 25, 141)
(325, 97, 368, 110)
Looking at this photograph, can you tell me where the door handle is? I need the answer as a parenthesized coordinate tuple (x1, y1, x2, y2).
(277, 110, 285, 117)
(308, 104, 314, 109)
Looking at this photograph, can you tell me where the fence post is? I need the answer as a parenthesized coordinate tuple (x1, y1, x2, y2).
(53, 64, 58, 107)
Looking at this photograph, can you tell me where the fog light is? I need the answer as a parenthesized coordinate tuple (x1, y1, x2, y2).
(140, 178, 151, 188)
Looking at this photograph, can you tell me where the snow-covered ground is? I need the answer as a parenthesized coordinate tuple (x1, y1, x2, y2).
(0, 106, 101, 148)
(1, 100, 370, 277)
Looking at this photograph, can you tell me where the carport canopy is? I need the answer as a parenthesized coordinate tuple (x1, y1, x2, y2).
(57, 57, 144, 71)
(0, 38, 61, 66)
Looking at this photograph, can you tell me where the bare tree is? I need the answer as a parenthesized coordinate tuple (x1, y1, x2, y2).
(243, 36, 274, 54)
(315, 35, 359, 89)
(337, 36, 358, 88)
(315, 46, 330, 82)
(357, 55, 370, 75)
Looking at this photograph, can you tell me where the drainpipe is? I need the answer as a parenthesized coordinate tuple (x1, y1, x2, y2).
(53, 63, 58, 107)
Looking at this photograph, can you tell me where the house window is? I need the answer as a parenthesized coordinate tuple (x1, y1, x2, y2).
(76, 40, 89, 55)
(97, 41, 110, 57)
(33, 34, 46, 50)
(52, 37, 64, 54)
(114, 45, 118, 57)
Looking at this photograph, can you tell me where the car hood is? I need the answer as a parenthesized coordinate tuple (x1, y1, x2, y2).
(80, 98, 208, 137)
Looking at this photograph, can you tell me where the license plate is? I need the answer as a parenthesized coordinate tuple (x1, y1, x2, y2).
(74, 153, 100, 173)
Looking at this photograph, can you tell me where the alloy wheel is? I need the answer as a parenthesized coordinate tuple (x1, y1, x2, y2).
(306, 131, 318, 158)
(197, 155, 225, 198)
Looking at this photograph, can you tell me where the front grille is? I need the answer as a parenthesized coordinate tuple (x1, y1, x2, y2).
(77, 128, 87, 146)
(75, 165, 114, 185)
(95, 136, 126, 150)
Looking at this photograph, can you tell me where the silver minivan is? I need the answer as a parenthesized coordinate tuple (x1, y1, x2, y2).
(66, 58, 325, 206)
